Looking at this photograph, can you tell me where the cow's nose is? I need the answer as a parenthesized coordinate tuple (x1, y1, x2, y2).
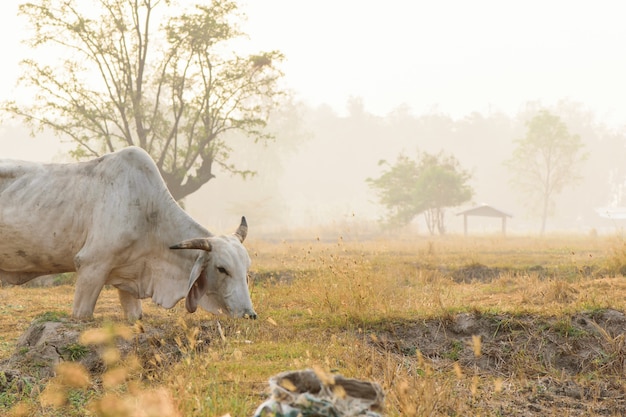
(244, 311, 257, 320)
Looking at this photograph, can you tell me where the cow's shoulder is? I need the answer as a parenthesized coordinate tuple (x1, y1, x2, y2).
(97, 146, 159, 174)
(111, 146, 153, 162)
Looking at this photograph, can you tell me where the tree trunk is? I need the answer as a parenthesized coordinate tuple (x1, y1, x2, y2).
(159, 157, 216, 202)
(540, 191, 549, 235)
(436, 208, 446, 235)
(424, 210, 436, 235)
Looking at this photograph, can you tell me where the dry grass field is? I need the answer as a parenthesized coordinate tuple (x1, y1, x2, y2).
(2, 233, 626, 416)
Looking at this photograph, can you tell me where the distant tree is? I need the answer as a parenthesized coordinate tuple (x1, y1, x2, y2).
(367, 150, 474, 234)
(4, 0, 284, 201)
(505, 110, 587, 234)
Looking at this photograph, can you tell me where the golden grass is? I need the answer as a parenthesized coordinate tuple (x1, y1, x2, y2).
(2, 233, 626, 416)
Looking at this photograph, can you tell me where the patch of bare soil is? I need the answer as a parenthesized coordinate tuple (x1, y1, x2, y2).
(368, 308, 626, 416)
(250, 269, 302, 285)
(409, 261, 604, 283)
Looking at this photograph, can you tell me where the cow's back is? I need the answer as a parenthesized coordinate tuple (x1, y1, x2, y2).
(0, 147, 182, 274)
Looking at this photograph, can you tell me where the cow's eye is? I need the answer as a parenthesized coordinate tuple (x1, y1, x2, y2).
(217, 266, 228, 275)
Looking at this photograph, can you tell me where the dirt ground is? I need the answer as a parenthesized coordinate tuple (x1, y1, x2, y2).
(2, 309, 626, 416)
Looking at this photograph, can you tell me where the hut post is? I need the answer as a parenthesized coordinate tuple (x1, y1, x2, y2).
(464, 214, 468, 236)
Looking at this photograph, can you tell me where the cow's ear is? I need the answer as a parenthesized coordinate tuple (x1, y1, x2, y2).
(185, 253, 210, 313)
(234, 216, 247, 243)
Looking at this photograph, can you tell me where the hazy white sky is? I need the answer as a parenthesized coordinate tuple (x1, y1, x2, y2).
(2, 1, 626, 126)
(240, 0, 626, 123)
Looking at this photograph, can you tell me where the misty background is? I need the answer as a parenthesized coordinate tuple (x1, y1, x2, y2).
(1, 1, 626, 237)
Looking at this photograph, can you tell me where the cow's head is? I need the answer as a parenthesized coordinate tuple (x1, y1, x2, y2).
(169, 216, 257, 319)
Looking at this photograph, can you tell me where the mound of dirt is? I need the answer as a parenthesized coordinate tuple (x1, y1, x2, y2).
(0, 319, 100, 390)
(0, 317, 215, 393)
(371, 309, 626, 376)
(368, 308, 626, 416)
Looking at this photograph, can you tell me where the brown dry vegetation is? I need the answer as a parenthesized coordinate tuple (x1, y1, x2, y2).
(2, 233, 626, 416)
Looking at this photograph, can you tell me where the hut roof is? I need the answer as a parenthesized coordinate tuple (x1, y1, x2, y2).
(456, 204, 512, 218)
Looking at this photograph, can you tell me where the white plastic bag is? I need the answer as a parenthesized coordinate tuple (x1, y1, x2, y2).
(253, 369, 384, 417)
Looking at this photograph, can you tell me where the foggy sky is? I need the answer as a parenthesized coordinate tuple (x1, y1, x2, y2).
(239, 0, 626, 125)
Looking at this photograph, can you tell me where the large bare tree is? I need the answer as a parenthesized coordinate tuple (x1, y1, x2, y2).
(4, 0, 284, 200)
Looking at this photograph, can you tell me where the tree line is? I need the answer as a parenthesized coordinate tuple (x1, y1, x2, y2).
(201, 100, 621, 235)
(367, 109, 587, 235)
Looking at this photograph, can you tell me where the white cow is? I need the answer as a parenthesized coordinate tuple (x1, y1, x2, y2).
(0, 146, 257, 320)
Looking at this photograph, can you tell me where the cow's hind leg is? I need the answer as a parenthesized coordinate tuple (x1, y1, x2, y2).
(117, 289, 143, 321)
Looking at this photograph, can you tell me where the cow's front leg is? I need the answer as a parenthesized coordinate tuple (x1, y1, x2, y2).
(72, 262, 109, 319)
(118, 288, 143, 321)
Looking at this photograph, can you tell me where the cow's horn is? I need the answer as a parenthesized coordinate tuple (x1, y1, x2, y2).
(170, 239, 212, 252)
(234, 216, 248, 243)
